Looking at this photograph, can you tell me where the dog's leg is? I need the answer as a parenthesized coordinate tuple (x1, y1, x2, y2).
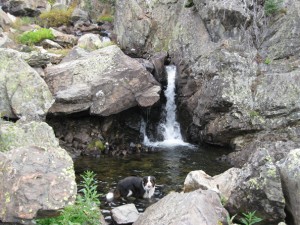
(127, 190, 133, 197)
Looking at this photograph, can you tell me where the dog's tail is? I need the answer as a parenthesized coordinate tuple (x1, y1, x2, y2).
(106, 192, 114, 202)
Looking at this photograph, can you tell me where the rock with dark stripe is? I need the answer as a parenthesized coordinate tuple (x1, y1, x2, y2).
(45, 45, 161, 116)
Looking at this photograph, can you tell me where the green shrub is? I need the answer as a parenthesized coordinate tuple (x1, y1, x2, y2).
(36, 171, 102, 225)
(98, 0, 116, 5)
(97, 14, 114, 23)
(264, 0, 284, 15)
(18, 28, 54, 45)
(38, 8, 73, 27)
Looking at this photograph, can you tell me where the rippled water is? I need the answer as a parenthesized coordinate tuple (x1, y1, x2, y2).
(74, 145, 231, 223)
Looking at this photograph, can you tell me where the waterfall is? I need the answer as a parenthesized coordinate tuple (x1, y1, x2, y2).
(141, 65, 189, 147)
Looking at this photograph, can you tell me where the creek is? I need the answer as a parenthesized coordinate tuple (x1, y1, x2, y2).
(74, 65, 232, 223)
(74, 145, 231, 223)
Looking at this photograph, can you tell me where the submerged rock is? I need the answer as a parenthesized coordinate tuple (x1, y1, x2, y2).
(111, 203, 140, 225)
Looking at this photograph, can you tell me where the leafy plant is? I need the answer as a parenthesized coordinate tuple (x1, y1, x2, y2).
(249, 110, 260, 118)
(36, 170, 102, 225)
(77, 170, 101, 206)
(264, 0, 284, 16)
(47, 0, 56, 6)
(264, 57, 272, 65)
(38, 7, 74, 27)
(227, 214, 237, 225)
(240, 211, 263, 225)
(18, 28, 54, 45)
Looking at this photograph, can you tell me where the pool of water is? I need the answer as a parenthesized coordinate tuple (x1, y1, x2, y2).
(74, 145, 232, 223)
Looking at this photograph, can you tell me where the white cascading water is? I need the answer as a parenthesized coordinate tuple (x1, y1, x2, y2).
(141, 65, 189, 147)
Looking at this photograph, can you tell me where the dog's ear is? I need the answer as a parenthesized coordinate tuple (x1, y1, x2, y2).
(151, 176, 156, 183)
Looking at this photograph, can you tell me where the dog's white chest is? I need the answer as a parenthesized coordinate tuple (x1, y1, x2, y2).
(143, 187, 155, 198)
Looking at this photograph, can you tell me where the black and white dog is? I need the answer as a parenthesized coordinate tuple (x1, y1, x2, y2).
(106, 176, 156, 202)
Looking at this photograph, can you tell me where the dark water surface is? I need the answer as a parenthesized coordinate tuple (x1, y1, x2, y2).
(74, 145, 231, 223)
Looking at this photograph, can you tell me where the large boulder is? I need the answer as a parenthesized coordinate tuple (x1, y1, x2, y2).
(0, 120, 77, 223)
(1, 0, 50, 16)
(77, 33, 103, 51)
(277, 149, 300, 225)
(184, 149, 286, 224)
(0, 7, 15, 31)
(45, 45, 161, 116)
(226, 149, 286, 224)
(133, 190, 228, 225)
(0, 48, 54, 120)
(49, 28, 77, 48)
(184, 168, 240, 198)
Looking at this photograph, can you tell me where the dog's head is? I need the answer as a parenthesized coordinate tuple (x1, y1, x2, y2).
(142, 176, 156, 191)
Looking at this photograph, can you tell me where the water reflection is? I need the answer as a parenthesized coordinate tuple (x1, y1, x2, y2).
(74, 145, 231, 223)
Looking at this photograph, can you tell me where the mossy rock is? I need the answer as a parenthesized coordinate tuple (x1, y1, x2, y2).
(88, 140, 105, 151)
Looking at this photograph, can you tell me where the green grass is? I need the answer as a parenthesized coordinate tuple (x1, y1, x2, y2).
(11, 17, 36, 30)
(36, 171, 102, 225)
(97, 14, 114, 23)
(18, 28, 54, 45)
(264, 0, 284, 15)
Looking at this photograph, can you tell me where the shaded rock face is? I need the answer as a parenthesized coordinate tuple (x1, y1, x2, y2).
(226, 149, 286, 224)
(46, 107, 145, 158)
(184, 149, 286, 225)
(45, 45, 161, 117)
(0, 120, 77, 223)
(133, 190, 228, 225)
(0, 49, 54, 121)
(277, 149, 300, 225)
